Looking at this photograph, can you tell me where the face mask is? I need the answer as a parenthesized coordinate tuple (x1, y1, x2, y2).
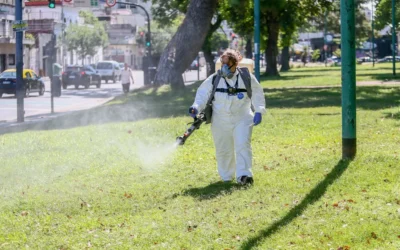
(221, 64, 234, 79)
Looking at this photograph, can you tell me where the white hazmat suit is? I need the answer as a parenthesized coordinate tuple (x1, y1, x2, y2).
(191, 69, 266, 181)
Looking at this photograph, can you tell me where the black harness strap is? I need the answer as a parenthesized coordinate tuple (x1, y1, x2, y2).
(215, 88, 247, 93)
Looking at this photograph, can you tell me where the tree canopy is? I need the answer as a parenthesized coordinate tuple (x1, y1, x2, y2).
(375, 0, 400, 31)
(65, 12, 108, 63)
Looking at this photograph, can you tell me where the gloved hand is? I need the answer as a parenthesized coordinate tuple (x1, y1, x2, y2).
(253, 112, 262, 126)
(188, 107, 198, 118)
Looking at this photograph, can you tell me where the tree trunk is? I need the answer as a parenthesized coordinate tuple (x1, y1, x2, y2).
(265, 18, 280, 76)
(202, 15, 222, 76)
(280, 46, 290, 72)
(245, 37, 252, 59)
(154, 0, 217, 88)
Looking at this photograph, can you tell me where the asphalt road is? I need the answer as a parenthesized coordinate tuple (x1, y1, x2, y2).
(0, 71, 144, 123)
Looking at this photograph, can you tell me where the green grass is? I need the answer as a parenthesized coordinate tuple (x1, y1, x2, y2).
(1, 76, 400, 249)
(261, 64, 400, 88)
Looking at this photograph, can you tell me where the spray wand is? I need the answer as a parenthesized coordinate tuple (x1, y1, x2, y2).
(176, 111, 207, 146)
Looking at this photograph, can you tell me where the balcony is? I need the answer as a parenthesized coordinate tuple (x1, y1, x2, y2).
(0, 0, 15, 6)
(25, 11, 62, 21)
(27, 19, 55, 33)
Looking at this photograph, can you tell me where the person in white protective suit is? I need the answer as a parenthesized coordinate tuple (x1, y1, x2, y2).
(189, 49, 266, 185)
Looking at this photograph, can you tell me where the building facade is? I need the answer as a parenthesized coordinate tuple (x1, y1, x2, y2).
(0, 0, 35, 72)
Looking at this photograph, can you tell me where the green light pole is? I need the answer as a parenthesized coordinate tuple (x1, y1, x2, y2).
(254, 0, 260, 81)
(392, 0, 396, 75)
(341, 0, 356, 159)
(371, 0, 375, 67)
(324, 9, 328, 67)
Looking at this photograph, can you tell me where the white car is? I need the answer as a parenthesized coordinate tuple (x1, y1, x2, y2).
(96, 61, 122, 83)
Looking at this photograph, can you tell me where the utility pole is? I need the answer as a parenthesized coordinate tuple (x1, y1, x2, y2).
(61, 0, 65, 70)
(392, 0, 396, 76)
(341, 0, 356, 159)
(371, 0, 375, 67)
(15, 0, 24, 122)
(254, 0, 260, 81)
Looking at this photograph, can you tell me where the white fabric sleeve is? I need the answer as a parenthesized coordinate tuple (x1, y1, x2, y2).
(191, 74, 215, 111)
(250, 73, 266, 114)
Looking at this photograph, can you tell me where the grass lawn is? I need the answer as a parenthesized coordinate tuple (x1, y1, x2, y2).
(261, 63, 400, 88)
(1, 71, 400, 249)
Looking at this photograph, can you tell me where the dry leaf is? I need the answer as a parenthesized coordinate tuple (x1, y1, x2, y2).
(21, 211, 28, 216)
(333, 203, 339, 207)
(124, 192, 133, 199)
(371, 232, 378, 239)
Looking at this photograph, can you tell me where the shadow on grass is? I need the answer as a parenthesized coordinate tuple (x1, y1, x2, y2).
(383, 111, 400, 120)
(182, 181, 244, 200)
(266, 86, 400, 110)
(260, 74, 331, 82)
(356, 73, 400, 81)
(240, 159, 350, 250)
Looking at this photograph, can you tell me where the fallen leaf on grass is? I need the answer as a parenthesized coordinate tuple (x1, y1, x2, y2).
(337, 246, 350, 250)
(371, 232, 378, 239)
(20, 211, 28, 216)
(263, 166, 272, 171)
(124, 192, 133, 199)
(333, 203, 339, 207)
(128, 130, 132, 134)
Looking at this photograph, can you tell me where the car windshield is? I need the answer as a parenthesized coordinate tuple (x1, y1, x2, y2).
(97, 63, 113, 69)
(0, 72, 16, 78)
(84, 66, 95, 72)
(67, 67, 82, 72)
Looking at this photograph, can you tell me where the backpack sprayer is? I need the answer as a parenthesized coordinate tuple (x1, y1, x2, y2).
(176, 111, 207, 146)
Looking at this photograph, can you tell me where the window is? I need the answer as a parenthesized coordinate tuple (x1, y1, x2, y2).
(8, 54, 15, 65)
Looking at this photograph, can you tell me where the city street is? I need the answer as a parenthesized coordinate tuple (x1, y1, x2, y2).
(0, 71, 144, 123)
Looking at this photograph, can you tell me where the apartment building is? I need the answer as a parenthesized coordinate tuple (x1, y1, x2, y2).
(0, 0, 34, 72)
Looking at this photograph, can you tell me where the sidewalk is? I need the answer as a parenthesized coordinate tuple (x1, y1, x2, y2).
(0, 70, 145, 135)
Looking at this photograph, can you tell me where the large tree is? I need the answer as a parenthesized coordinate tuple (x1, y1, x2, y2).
(65, 12, 108, 64)
(221, 0, 331, 76)
(375, 0, 400, 31)
(312, 0, 371, 44)
(153, 0, 217, 87)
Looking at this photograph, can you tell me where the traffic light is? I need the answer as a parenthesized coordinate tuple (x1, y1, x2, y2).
(145, 33, 151, 47)
(48, 0, 55, 8)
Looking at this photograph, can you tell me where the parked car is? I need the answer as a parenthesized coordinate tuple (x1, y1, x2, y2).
(357, 56, 374, 63)
(96, 61, 122, 83)
(377, 56, 400, 63)
(0, 69, 45, 98)
(62, 65, 101, 89)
